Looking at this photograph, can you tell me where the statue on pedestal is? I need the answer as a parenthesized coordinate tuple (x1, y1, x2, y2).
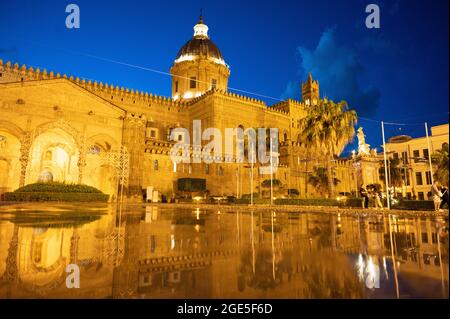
(357, 127, 371, 156)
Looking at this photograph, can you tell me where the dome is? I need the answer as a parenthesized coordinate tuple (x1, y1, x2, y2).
(174, 14, 227, 66)
(176, 37, 225, 62)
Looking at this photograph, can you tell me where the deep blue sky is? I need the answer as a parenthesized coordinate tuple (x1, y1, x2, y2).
(0, 0, 448, 153)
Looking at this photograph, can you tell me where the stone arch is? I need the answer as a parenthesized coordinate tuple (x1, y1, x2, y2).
(34, 119, 83, 148)
(0, 120, 25, 140)
(26, 125, 80, 184)
(0, 126, 22, 194)
(86, 133, 118, 153)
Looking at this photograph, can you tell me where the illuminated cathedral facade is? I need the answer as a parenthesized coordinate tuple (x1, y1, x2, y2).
(0, 15, 376, 201)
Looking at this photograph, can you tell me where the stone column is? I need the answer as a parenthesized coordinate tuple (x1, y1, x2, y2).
(19, 132, 32, 187)
(0, 225, 19, 286)
(77, 149, 86, 184)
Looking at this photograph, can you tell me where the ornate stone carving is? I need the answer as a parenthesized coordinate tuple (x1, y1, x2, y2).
(19, 131, 33, 187)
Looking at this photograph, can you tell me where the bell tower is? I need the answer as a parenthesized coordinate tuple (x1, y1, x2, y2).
(302, 72, 320, 105)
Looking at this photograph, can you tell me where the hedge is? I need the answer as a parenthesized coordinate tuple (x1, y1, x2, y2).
(274, 198, 341, 206)
(14, 182, 103, 193)
(4, 192, 109, 202)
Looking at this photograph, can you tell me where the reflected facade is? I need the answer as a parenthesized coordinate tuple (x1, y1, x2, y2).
(0, 205, 448, 298)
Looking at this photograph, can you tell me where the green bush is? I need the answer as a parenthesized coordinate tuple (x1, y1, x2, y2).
(235, 198, 271, 205)
(274, 198, 341, 206)
(4, 192, 109, 202)
(4, 182, 108, 202)
(14, 182, 103, 193)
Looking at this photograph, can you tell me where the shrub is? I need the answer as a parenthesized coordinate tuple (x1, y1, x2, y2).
(4, 182, 108, 202)
(4, 192, 109, 202)
(274, 198, 341, 206)
(14, 182, 103, 193)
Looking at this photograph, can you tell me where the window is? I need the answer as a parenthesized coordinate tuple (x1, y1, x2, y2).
(150, 235, 156, 253)
(425, 171, 432, 185)
(211, 78, 217, 90)
(178, 134, 183, 141)
(218, 166, 223, 176)
(423, 149, 429, 160)
(146, 127, 157, 139)
(405, 170, 410, 186)
(432, 232, 437, 244)
(205, 164, 210, 175)
(415, 172, 423, 185)
(173, 162, 177, 173)
(418, 192, 424, 200)
(402, 151, 408, 164)
(413, 150, 420, 162)
(190, 77, 197, 89)
(407, 192, 412, 200)
(421, 232, 428, 243)
(175, 81, 179, 93)
(393, 152, 399, 160)
(154, 160, 159, 171)
(188, 165, 192, 174)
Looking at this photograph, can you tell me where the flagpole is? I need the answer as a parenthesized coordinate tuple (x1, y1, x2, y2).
(382, 121, 391, 209)
(425, 122, 434, 185)
(251, 147, 254, 206)
(270, 137, 273, 206)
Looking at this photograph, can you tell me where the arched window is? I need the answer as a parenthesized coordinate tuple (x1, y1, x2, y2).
(442, 142, 448, 150)
(154, 160, 159, 171)
(284, 132, 288, 142)
(219, 166, 223, 176)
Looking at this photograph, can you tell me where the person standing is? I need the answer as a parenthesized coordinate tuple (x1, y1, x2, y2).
(359, 185, 369, 209)
(431, 181, 442, 212)
(440, 186, 448, 209)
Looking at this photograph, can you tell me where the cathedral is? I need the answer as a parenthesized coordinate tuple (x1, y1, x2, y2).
(0, 15, 376, 201)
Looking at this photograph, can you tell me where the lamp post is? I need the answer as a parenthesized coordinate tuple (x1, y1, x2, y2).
(381, 121, 391, 209)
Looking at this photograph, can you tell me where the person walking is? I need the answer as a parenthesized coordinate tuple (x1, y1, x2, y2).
(431, 181, 443, 212)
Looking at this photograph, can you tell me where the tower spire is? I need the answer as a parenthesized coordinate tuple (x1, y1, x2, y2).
(199, 8, 203, 24)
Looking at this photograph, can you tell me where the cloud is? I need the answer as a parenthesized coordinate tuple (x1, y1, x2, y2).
(358, 35, 400, 56)
(281, 81, 301, 101)
(283, 28, 380, 117)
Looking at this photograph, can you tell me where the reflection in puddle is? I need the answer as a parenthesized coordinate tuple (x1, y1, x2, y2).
(0, 205, 448, 299)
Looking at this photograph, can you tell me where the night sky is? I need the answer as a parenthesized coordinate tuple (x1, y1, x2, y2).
(0, 0, 448, 154)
